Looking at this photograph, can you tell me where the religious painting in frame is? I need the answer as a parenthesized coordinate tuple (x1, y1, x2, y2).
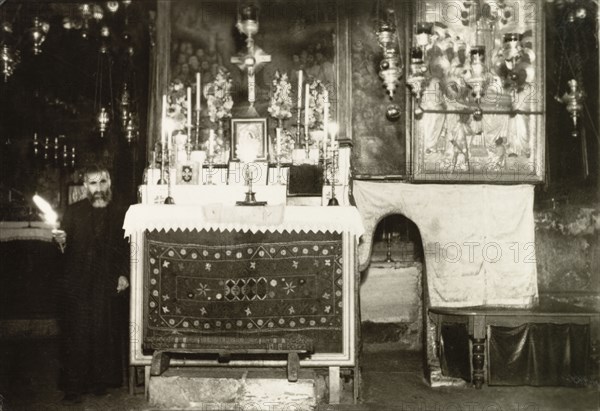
(148, 0, 351, 159)
(410, 0, 545, 183)
(230, 118, 268, 161)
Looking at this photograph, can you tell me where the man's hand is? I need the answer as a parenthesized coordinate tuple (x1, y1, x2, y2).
(117, 276, 130, 293)
(52, 229, 66, 253)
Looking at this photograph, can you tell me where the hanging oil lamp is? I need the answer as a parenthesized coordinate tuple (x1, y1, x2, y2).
(98, 107, 110, 137)
(1, 22, 19, 82)
(556, 79, 585, 138)
(30, 17, 50, 55)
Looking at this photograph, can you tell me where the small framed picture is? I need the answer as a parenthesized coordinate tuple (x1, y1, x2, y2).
(176, 162, 199, 185)
(231, 118, 268, 161)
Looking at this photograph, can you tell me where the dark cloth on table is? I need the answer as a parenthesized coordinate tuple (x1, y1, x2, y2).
(58, 199, 129, 394)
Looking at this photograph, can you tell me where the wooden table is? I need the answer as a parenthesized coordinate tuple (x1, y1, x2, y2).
(430, 302, 599, 388)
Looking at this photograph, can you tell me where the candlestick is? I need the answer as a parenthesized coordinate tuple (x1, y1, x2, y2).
(187, 87, 192, 129)
(297, 70, 303, 109)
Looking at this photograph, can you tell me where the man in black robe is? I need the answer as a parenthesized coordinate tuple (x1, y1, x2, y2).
(54, 165, 129, 403)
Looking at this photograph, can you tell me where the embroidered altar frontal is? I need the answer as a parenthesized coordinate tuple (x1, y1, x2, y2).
(144, 229, 344, 354)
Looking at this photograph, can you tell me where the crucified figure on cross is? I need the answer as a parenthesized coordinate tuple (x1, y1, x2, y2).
(230, 5, 271, 110)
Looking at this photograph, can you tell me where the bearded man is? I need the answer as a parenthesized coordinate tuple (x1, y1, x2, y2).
(53, 165, 129, 403)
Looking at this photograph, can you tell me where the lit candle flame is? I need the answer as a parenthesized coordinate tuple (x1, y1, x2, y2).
(32, 194, 58, 228)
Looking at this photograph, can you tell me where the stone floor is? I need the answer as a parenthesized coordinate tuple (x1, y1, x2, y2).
(0, 339, 598, 411)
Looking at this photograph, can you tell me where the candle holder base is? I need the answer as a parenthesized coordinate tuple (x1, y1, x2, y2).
(164, 196, 175, 204)
(327, 197, 339, 206)
(236, 190, 267, 206)
(157, 178, 167, 185)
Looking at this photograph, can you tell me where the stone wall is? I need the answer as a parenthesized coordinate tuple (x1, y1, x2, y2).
(535, 204, 600, 309)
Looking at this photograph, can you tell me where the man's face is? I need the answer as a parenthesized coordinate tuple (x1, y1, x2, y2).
(84, 170, 112, 208)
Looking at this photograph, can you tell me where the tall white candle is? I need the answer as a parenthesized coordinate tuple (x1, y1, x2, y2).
(323, 90, 329, 155)
(297, 70, 303, 109)
(161, 94, 167, 147)
(304, 84, 310, 128)
(187, 87, 192, 128)
(196, 72, 201, 111)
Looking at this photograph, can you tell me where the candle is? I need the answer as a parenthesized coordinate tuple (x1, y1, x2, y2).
(304, 84, 310, 128)
(297, 70, 303, 109)
(196, 72, 201, 111)
(161, 94, 167, 148)
(323, 90, 329, 155)
(187, 87, 192, 128)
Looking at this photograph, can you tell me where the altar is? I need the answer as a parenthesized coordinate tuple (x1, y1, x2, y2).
(124, 202, 364, 402)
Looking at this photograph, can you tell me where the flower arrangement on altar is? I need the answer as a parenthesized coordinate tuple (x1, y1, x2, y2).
(166, 79, 189, 135)
(267, 70, 293, 121)
(307, 79, 328, 131)
(267, 70, 296, 162)
(204, 66, 234, 123)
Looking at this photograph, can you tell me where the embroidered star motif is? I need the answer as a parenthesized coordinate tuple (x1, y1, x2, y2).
(325, 259, 331, 266)
(288, 306, 295, 314)
(162, 261, 170, 268)
(292, 261, 299, 269)
(200, 307, 207, 316)
(311, 306, 318, 313)
(283, 281, 296, 295)
(205, 263, 211, 271)
(175, 307, 182, 314)
(322, 292, 330, 300)
(162, 306, 170, 313)
(324, 305, 331, 313)
(250, 262, 256, 269)
(178, 262, 185, 270)
(162, 294, 170, 301)
(245, 307, 252, 316)
(196, 283, 211, 297)
(313, 260, 319, 267)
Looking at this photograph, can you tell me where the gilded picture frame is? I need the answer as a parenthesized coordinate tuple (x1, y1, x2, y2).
(230, 118, 268, 161)
(410, 0, 546, 183)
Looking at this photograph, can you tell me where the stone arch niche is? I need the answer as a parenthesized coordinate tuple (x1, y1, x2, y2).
(359, 212, 426, 351)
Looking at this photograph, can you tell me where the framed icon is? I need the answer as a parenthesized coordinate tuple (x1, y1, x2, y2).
(231, 118, 268, 161)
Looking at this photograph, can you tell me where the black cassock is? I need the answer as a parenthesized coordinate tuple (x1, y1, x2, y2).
(58, 198, 128, 394)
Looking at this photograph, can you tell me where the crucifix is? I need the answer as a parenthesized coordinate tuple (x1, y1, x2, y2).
(230, 3, 271, 109)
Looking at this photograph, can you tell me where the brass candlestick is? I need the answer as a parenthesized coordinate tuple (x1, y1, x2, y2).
(236, 165, 267, 206)
(157, 142, 167, 184)
(164, 140, 175, 204)
(327, 145, 339, 206)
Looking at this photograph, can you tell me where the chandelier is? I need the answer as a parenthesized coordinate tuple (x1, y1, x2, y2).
(1, 23, 20, 82)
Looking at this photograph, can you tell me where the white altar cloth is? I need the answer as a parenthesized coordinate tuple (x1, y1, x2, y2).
(123, 204, 365, 237)
(138, 184, 287, 205)
(0, 221, 54, 242)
